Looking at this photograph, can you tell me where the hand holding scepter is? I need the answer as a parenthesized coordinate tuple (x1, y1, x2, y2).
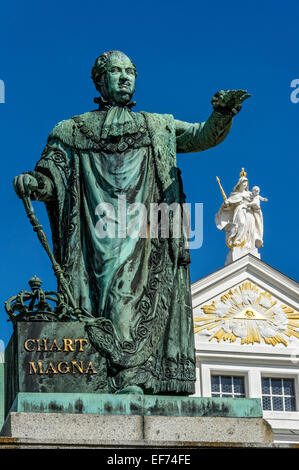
(13, 173, 87, 320)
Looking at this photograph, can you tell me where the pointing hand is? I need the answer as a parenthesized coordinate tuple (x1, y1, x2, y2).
(211, 89, 251, 116)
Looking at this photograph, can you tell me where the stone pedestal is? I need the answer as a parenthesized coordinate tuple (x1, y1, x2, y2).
(225, 246, 260, 265)
(1, 412, 273, 447)
(0, 393, 274, 448)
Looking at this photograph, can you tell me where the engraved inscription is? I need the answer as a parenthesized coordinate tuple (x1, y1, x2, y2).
(24, 337, 98, 375)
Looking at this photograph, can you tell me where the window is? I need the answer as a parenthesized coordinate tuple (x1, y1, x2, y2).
(262, 378, 296, 412)
(211, 375, 245, 398)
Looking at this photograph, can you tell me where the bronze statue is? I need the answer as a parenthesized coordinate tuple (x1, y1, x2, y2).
(13, 51, 250, 394)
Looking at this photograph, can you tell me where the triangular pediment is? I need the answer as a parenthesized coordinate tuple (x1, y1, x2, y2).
(192, 255, 299, 348)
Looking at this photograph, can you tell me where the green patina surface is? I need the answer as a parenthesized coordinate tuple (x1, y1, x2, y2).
(11, 392, 262, 418)
(5, 322, 263, 420)
(4, 322, 108, 418)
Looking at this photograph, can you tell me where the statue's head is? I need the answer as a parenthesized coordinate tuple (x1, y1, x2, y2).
(233, 176, 249, 193)
(252, 186, 260, 196)
(91, 51, 137, 105)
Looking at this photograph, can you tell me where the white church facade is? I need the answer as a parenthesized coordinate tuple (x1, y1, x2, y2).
(192, 253, 299, 443)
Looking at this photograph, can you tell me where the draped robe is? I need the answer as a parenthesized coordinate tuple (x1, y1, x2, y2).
(215, 190, 264, 251)
(34, 107, 232, 394)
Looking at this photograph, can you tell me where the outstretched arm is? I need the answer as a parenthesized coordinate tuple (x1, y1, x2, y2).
(176, 89, 250, 153)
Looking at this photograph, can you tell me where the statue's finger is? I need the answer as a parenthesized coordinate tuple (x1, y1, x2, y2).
(212, 97, 226, 107)
(220, 92, 232, 104)
(239, 93, 251, 102)
(232, 104, 242, 114)
(224, 89, 238, 95)
(228, 90, 243, 102)
(23, 174, 32, 197)
(217, 99, 227, 107)
(232, 90, 247, 99)
(14, 175, 25, 197)
(13, 176, 20, 196)
(218, 90, 228, 99)
(234, 90, 250, 100)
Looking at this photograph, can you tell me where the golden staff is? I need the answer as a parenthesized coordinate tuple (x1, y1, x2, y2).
(216, 176, 227, 200)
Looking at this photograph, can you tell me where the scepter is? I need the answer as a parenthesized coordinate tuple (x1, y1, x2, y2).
(216, 176, 227, 200)
(20, 194, 82, 318)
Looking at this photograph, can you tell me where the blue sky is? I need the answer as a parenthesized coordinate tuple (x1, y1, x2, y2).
(0, 0, 298, 346)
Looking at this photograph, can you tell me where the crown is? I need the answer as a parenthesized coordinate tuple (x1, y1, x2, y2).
(5, 276, 74, 323)
(240, 167, 247, 178)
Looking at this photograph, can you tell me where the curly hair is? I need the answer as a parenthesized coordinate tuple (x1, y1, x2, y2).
(91, 50, 137, 94)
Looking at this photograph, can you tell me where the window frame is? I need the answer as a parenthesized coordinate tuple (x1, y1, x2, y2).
(211, 374, 246, 399)
(261, 374, 297, 412)
(200, 365, 249, 399)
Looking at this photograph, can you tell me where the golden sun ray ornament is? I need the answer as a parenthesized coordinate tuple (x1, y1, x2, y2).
(194, 281, 299, 347)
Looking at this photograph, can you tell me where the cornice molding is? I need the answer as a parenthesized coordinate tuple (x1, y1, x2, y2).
(192, 254, 299, 308)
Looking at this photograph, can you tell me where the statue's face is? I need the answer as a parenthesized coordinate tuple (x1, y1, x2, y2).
(106, 54, 136, 104)
(239, 180, 248, 192)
